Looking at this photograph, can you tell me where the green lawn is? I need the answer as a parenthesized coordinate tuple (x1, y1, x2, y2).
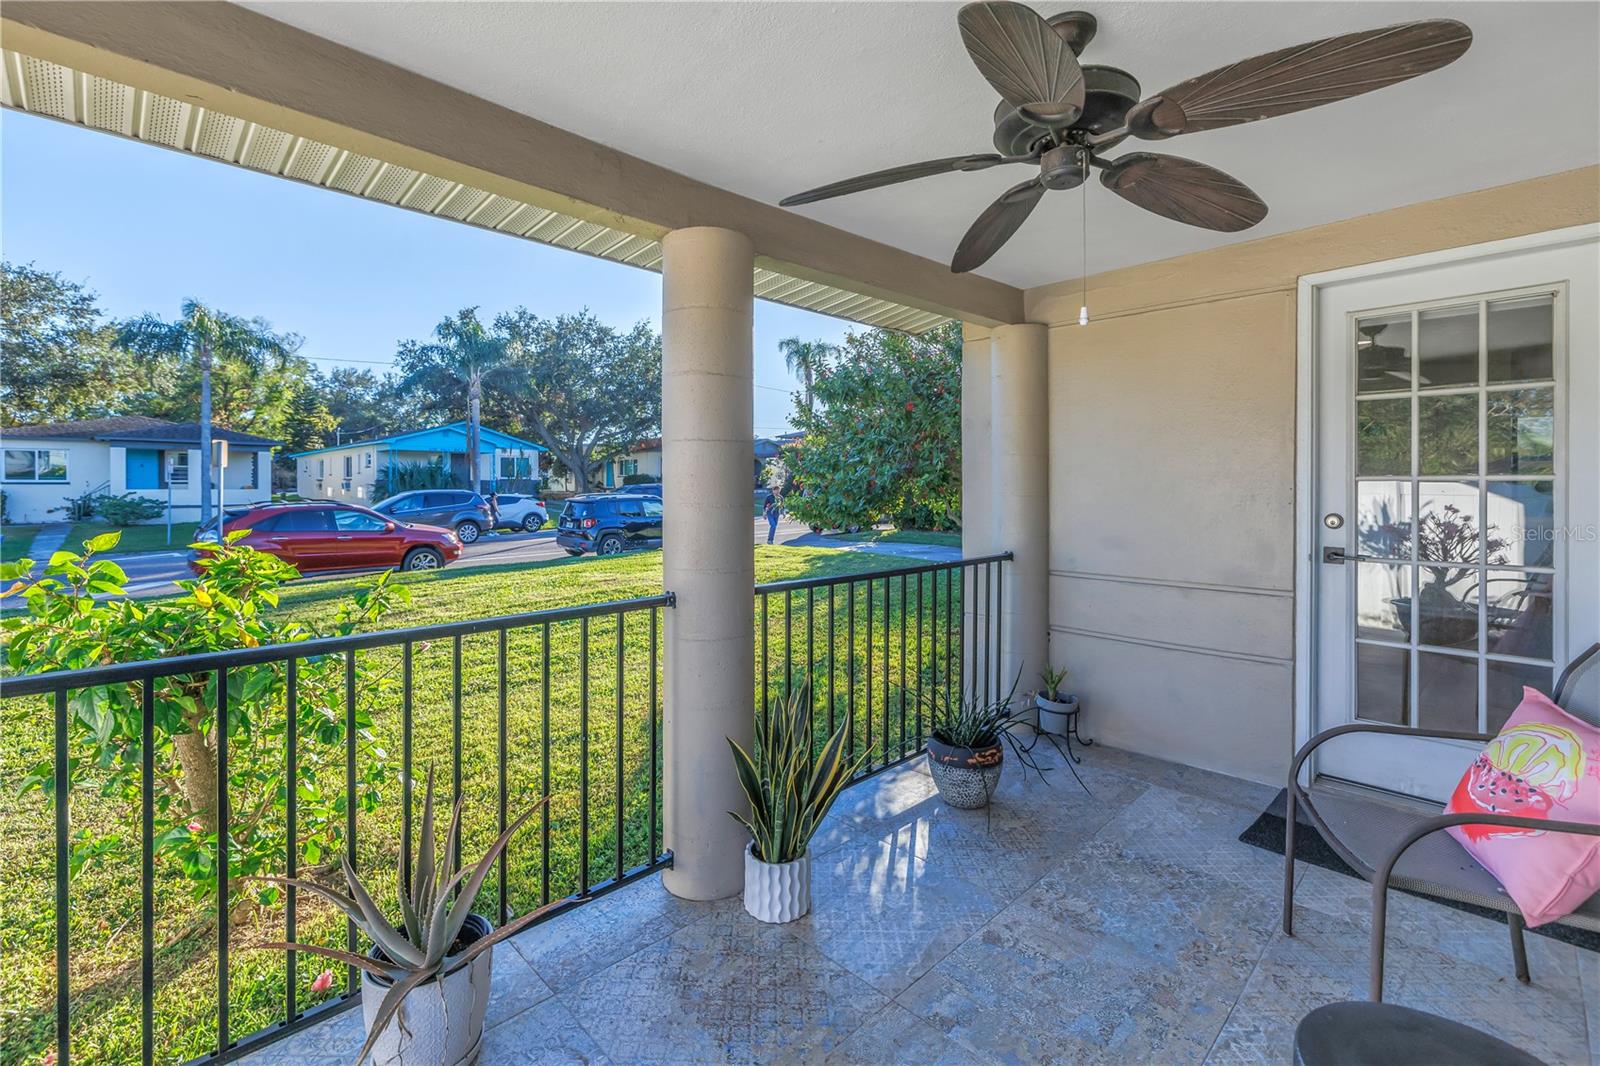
(62, 521, 199, 555)
(0, 545, 970, 1065)
(0, 525, 40, 564)
(835, 527, 963, 548)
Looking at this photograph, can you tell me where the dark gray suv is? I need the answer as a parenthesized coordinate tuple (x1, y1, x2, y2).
(371, 489, 493, 543)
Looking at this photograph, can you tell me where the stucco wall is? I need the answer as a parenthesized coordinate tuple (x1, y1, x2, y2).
(1020, 166, 1600, 786)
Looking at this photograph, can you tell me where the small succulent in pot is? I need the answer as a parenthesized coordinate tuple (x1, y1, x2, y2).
(1038, 665, 1070, 702)
(923, 675, 1045, 809)
(1035, 663, 1079, 735)
(252, 768, 552, 1066)
(729, 686, 867, 922)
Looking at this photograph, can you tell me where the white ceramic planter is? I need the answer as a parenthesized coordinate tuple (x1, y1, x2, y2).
(743, 842, 812, 923)
(1036, 693, 1080, 737)
(361, 914, 493, 1066)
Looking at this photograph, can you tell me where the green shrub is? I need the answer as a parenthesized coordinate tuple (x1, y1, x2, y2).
(621, 473, 659, 486)
(1, 531, 406, 900)
(91, 491, 169, 526)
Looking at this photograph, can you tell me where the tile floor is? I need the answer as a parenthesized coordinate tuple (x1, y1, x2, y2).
(241, 744, 1597, 1065)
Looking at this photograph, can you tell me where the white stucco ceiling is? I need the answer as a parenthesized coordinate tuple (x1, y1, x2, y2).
(242, 1, 1599, 290)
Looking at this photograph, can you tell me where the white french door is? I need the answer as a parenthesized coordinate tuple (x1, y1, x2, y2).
(1310, 231, 1599, 801)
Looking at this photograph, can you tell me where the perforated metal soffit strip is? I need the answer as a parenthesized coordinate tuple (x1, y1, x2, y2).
(1, 50, 951, 336)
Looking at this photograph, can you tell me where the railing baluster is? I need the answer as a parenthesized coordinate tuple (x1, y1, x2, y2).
(217, 666, 230, 1056)
(401, 642, 414, 895)
(760, 592, 770, 712)
(285, 660, 298, 1025)
(452, 634, 463, 873)
(141, 679, 155, 1066)
(930, 568, 939, 713)
(806, 587, 815, 758)
(964, 566, 973, 701)
(866, 578, 874, 764)
(899, 573, 908, 760)
(846, 582, 856, 757)
(882, 577, 891, 766)
(344, 650, 357, 989)
(615, 611, 626, 881)
(915, 573, 924, 753)
(827, 584, 836, 737)
(497, 630, 509, 925)
(541, 622, 552, 906)
(947, 566, 955, 706)
(784, 589, 793, 700)
(649, 607, 659, 861)
(579, 616, 590, 895)
(54, 687, 69, 1066)
(994, 560, 1004, 703)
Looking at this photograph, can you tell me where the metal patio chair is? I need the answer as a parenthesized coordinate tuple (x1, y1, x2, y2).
(1282, 643, 1600, 1000)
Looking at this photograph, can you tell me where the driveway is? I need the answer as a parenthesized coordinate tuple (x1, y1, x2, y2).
(104, 516, 943, 598)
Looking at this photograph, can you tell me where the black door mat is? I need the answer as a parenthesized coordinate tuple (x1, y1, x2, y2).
(1240, 788, 1599, 954)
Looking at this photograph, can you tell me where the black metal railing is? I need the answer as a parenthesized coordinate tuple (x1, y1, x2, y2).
(754, 553, 1012, 778)
(0, 594, 672, 1066)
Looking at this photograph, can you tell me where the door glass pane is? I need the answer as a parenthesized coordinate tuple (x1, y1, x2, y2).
(1418, 394, 1478, 475)
(1418, 481, 1481, 562)
(1486, 387, 1554, 474)
(1356, 480, 1413, 559)
(1357, 398, 1411, 476)
(1356, 313, 1412, 394)
(1487, 295, 1554, 385)
(1486, 480, 1554, 567)
(1357, 563, 1410, 642)
(1486, 661, 1554, 732)
(1417, 304, 1479, 389)
(1417, 651, 1479, 731)
(1356, 643, 1409, 725)
(1415, 566, 1479, 650)
(1484, 570, 1554, 661)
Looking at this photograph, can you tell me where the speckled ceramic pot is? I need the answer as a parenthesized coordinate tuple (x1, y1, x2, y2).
(926, 737, 1003, 808)
(744, 842, 812, 923)
(361, 913, 492, 1066)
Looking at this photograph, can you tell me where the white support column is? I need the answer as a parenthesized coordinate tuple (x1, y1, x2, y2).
(660, 226, 755, 901)
(989, 323, 1050, 716)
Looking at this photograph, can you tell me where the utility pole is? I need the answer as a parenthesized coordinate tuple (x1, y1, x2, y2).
(198, 338, 214, 527)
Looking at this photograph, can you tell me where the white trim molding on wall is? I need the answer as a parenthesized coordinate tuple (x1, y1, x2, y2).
(1292, 222, 1600, 786)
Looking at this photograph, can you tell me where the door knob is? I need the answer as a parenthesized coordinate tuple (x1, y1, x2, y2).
(1322, 547, 1375, 565)
(1323, 513, 1345, 530)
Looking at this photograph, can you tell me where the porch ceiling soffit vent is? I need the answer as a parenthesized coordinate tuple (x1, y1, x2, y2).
(0, 3, 1026, 333)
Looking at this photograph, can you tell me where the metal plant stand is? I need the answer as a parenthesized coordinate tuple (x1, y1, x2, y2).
(1021, 702, 1093, 794)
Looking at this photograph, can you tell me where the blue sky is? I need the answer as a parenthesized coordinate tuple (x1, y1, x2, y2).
(0, 110, 852, 435)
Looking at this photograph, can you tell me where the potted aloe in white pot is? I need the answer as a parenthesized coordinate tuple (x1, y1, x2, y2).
(254, 769, 552, 1066)
(729, 687, 866, 923)
(1035, 665, 1079, 736)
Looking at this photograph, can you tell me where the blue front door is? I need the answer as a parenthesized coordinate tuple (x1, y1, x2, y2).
(126, 448, 160, 489)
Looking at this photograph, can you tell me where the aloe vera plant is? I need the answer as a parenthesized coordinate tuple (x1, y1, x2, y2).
(1039, 664, 1070, 701)
(253, 768, 551, 1065)
(728, 687, 868, 864)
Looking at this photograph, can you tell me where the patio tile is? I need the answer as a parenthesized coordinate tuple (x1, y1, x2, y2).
(486, 943, 556, 1029)
(234, 1006, 363, 1066)
(821, 1003, 986, 1066)
(509, 874, 709, 991)
(900, 900, 1245, 1065)
(1290, 864, 1581, 980)
(1077, 744, 1280, 813)
(561, 902, 888, 1064)
(827, 761, 940, 831)
(792, 831, 1007, 995)
(479, 994, 612, 1065)
(1580, 949, 1600, 1066)
(1094, 783, 1283, 889)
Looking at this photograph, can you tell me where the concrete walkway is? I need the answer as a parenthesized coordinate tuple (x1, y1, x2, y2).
(787, 531, 961, 564)
(11, 522, 72, 562)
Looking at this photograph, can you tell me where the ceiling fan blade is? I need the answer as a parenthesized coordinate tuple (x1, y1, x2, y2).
(779, 153, 1029, 207)
(1127, 19, 1472, 139)
(1099, 153, 1267, 232)
(958, 2, 1086, 126)
(951, 177, 1046, 273)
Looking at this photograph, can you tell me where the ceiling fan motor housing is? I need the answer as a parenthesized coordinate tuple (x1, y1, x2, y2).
(992, 64, 1143, 154)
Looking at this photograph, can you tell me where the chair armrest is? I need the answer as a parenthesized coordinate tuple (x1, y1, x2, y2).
(1289, 723, 1492, 792)
(1373, 812, 1600, 900)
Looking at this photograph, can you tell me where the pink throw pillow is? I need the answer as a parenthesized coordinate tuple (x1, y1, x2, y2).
(1444, 687, 1600, 926)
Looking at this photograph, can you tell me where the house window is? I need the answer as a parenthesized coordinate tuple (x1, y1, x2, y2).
(366, 451, 374, 468)
(343, 455, 353, 479)
(318, 458, 326, 478)
(4, 448, 68, 483)
(167, 451, 190, 485)
(619, 459, 639, 477)
(245, 452, 259, 490)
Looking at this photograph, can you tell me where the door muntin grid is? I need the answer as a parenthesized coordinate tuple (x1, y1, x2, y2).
(1349, 286, 1563, 734)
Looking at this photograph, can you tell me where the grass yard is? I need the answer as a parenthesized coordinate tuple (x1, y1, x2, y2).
(63, 521, 199, 555)
(835, 527, 963, 548)
(0, 525, 40, 564)
(0, 545, 976, 1065)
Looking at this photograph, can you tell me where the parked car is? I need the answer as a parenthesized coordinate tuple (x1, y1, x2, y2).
(555, 492, 664, 556)
(617, 482, 662, 498)
(489, 493, 549, 532)
(189, 502, 462, 574)
(371, 489, 493, 543)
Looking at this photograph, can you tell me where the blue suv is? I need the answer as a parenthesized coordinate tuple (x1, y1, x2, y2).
(556, 493, 664, 556)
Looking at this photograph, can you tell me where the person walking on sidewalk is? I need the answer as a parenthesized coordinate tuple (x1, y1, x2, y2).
(763, 490, 782, 545)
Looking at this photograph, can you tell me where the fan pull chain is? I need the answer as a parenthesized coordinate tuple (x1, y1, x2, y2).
(1078, 183, 1089, 327)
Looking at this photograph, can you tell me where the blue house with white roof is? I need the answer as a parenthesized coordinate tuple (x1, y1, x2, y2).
(289, 421, 545, 503)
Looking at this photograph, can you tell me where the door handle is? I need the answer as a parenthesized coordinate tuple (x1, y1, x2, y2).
(336, 535, 354, 540)
(1322, 547, 1377, 565)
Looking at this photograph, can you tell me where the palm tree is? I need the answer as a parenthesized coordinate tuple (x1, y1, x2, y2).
(118, 301, 296, 525)
(778, 337, 836, 419)
(396, 309, 513, 493)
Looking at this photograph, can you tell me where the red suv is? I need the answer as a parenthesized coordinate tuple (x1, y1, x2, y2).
(189, 502, 462, 575)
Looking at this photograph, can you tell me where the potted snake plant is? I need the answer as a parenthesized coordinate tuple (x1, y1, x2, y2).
(923, 676, 1043, 808)
(1035, 664, 1079, 736)
(729, 686, 867, 923)
(253, 769, 552, 1066)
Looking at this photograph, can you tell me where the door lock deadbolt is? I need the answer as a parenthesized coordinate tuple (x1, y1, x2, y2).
(1323, 513, 1345, 530)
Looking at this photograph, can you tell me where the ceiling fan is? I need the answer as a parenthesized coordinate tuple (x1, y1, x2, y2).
(779, 3, 1472, 274)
